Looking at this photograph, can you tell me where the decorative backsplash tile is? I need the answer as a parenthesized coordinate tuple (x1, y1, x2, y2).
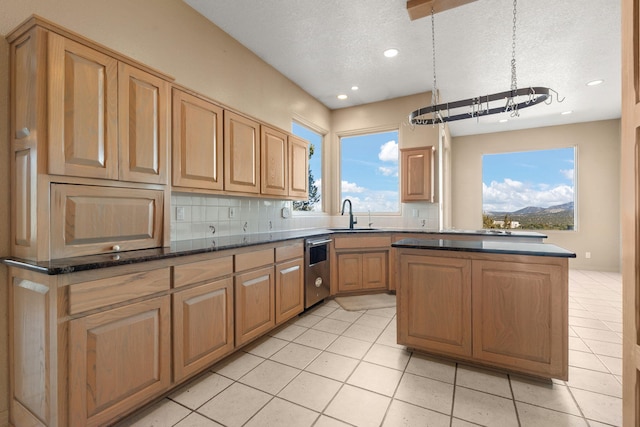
(170, 192, 440, 241)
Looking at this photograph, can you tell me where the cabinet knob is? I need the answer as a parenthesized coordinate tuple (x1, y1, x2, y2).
(112, 245, 121, 252)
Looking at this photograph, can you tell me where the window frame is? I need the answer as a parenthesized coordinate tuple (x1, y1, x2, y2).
(291, 119, 326, 215)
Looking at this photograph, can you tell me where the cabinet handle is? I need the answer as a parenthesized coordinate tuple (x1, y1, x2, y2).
(15, 127, 30, 139)
(112, 245, 121, 252)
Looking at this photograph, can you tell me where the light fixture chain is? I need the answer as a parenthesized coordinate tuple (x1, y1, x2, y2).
(511, 0, 517, 92)
(431, 7, 438, 105)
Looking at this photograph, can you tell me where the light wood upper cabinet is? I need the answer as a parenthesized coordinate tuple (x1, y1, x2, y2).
(401, 146, 434, 202)
(48, 32, 119, 180)
(69, 295, 171, 427)
(261, 125, 288, 196)
(224, 111, 260, 194)
(172, 89, 224, 190)
(289, 135, 309, 199)
(118, 63, 169, 184)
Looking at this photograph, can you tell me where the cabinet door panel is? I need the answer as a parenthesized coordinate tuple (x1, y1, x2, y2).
(337, 253, 362, 292)
(224, 111, 260, 193)
(472, 260, 566, 378)
(69, 296, 170, 427)
(48, 33, 118, 180)
(235, 266, 275, 345)
(401, 147, 434, 202)
(288, 135, 308, 199)
(119, 63, 169, 184)
(173, 278, 234, 381)
(275, 258, 304, 324)
(50, 184, 164, 258)
(261, 126, 288, 196)
(397, 254, 472, 357)
(172, 90, 224, 190)
(362, 252, 387, 290)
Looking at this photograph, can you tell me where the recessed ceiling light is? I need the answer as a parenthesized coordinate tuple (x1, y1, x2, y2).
(561, 110, 573, 115)
(351, 86, 359, 91)
(337, 94, 348, 100)
(499, 119, 508, 123)
(383, 48, 399, 58)
(586, 79, 604, 86)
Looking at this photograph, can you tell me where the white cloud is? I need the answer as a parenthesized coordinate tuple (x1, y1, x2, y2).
(341, 180, 366, 193)
(560, 169, 574, 181)
(313, 178, 322, 195)
(340, 190, 400, 213)
(378, 140, 398, 162)
(483, 179, 574, 212)
(378, 166, 395, 176)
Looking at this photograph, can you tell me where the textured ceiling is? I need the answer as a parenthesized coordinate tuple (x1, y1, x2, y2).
(184, 0, 621, 136)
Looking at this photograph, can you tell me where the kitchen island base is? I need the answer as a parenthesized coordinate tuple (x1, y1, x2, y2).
(395, 246, 570, 380)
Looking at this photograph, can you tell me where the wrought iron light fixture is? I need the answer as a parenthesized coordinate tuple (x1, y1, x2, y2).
(409, 0, 564, 126)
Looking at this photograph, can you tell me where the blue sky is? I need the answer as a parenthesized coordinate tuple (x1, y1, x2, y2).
(482, 147, 575, 213)
(340, 130, 399, 212)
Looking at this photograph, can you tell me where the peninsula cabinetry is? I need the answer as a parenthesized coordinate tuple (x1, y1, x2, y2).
(400, 146, 434, 202)
(332, 235, 391, 294)
(396, 248, 568, 380)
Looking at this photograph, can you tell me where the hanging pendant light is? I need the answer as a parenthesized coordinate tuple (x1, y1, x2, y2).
(409, 0, 564, 126)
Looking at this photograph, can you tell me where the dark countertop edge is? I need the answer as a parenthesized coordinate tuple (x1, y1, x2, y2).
(392, 238, 577, 258)
(331, 228, 547, 238)
(0, 228, 551, 275)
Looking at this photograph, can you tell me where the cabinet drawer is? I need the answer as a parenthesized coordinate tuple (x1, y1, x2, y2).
(275, 241, 303, 262)
(69, 268, 170, 315)
(50, 184, 164, 259)
(334, 235, 391, 249)
(173, 256, 233, 288)
(235, 248, 274, 271)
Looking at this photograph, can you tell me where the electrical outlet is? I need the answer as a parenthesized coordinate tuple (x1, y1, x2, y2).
(585, 252, 591, 259)
(176, 206, 185, 221)
(229, 207, 236, 218)
(412, 209, 419, 218)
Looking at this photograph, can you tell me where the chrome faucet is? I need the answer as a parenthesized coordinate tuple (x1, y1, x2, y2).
(341, 198, 357, 229)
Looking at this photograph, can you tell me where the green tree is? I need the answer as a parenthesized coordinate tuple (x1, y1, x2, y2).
(503, 214, 511, 229)
(293, 143, 320, 211)
(482, 214, 495, 229)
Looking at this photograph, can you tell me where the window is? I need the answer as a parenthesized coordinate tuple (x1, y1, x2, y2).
(482, 147, 575, 230)
(340, 130, 400, 213)
(292, 122, 322, 212)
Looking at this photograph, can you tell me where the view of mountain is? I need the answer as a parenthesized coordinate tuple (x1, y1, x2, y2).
(484, 202, 574, 230)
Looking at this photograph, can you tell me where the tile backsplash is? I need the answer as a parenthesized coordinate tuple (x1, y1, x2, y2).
(171, 192, 440, 241)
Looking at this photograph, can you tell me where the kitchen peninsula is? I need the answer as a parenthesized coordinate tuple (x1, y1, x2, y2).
(392, 237, 576, 380)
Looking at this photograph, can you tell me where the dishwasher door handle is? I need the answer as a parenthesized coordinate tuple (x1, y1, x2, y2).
(307, 238, 332, 247)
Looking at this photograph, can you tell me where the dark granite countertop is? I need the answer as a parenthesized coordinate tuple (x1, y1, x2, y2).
(392, 238, 576, 258)
(1, 229, 333, 275)
(0, 228, 552, 275)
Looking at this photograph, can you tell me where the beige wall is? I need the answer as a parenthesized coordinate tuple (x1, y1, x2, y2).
(0, 1, 331, 425)
(451, 119, 621, 271)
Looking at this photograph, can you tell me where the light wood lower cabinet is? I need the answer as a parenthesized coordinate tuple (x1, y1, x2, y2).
(173, 277, 234, 382)
(235, 266, 275, 346)
(68, 295, 171, 427)
(397, 254, 472, 357)
(275, 258, 304, 324)
(396, 249, 568, 380)
(334, 246, 389, 294)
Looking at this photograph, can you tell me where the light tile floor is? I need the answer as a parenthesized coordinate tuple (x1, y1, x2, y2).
(118, 269, 623, 427)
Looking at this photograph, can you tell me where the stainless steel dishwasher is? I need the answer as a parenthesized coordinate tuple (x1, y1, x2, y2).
(304, 236, 331, 308)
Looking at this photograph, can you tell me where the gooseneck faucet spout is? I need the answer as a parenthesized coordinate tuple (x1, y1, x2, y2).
(341, 199, 357, 229)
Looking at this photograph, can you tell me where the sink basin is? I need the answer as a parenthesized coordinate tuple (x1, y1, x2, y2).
(328, 228, 378, 232)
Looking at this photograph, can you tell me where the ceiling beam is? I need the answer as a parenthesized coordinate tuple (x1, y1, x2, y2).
(406, 0, 478, 20)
